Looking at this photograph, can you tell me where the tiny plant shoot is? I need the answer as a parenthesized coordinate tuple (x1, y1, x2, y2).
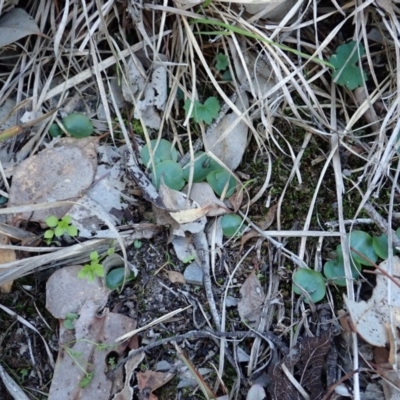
(44, 215, 78, 243)
(78, 251, 105, 282)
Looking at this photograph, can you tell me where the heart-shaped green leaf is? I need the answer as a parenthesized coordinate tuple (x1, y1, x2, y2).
(206, 169, 236, 197)
(324, 245, 362, 286)
(182, 152, 220, 183)
(348, 230, 377, 266)
(62, 113, 93, 138)
(106, 267, 136, 290)
(49, 123, 62, 138)
(373, 234, 389, 260)
(141, 139, 179, 168)
(221, 214, 244, 237)
(152, 160, 185, 191)
(292, 269, 326, 304)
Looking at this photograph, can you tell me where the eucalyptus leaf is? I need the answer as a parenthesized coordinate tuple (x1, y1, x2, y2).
(292, 269, 326, 304)
(141, 139, 178, 168)
(206, 169, 236, 197)
(152, 160, 185, 191)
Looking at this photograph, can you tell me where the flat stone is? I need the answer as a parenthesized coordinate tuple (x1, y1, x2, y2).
(155, 360, 172, 371)
(183, 261, 203, 285)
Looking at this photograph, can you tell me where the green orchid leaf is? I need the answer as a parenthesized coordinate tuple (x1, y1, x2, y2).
(329, 41, 367, 90)
(373, 234, 389, 260)
(207, 168, 236, 197)
(292, 269, 326, 304)
(49, 123, 62, 138)
(140, 139, 179, 168)
(324, 246, 361, 287)
(106, 267, 136, 290)
(348, 230, 377, 266)
(62, 113, 93, 138)
(152, 160, 185, 191)
(182, 151, 220, 182)
(221, 214, 244, 238)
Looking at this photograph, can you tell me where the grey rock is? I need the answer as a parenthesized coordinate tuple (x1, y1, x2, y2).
(184, 261, 203, 285)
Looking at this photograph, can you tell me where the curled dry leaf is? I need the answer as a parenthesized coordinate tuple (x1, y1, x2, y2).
(240, 204, 277, 250)
(344, 256, 400, 347)
(122, 56, 167, 129)
(68, 161, 128, 238)
(229, 38, 276, 100)
(246, 0, 297, 21)
(204, 93, 249, 171)
(183, 182, 229, 217)
(8, 138, 97, 223)
(171, 236, 197, 263)
(137, 371, 175, 400)
(159, 182, 206, 234)
(112, 352, 144, 400)
(0, 8, 41, 47)
(238, 271, 266, 327)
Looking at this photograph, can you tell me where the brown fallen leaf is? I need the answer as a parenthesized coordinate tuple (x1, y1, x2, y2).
(237, 271, 265, 327)
(8, 137, 98, 223)
(269, 334, 331, 400)
(137, 371, 175, 400)
(166, 270, 186, 284)
(0, 233, 16, 293)
(344, 256, 400, 347)
(183, 182, 229, 217)
(240, 204, 277, 250)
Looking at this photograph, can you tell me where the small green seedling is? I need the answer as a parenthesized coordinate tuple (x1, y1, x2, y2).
(292, 269, 326, 304)
(184, 96, 220, 124)
(133, 240, 142, 249)
(78, 251, 105, 282)
(215, 53, 229, 71)
(329, 40, 367, 90)
(182, 254, 196, 264)
(64, 313, 79, 330)
(44, 215, 78, 243)
(221, 214, 245, 238)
